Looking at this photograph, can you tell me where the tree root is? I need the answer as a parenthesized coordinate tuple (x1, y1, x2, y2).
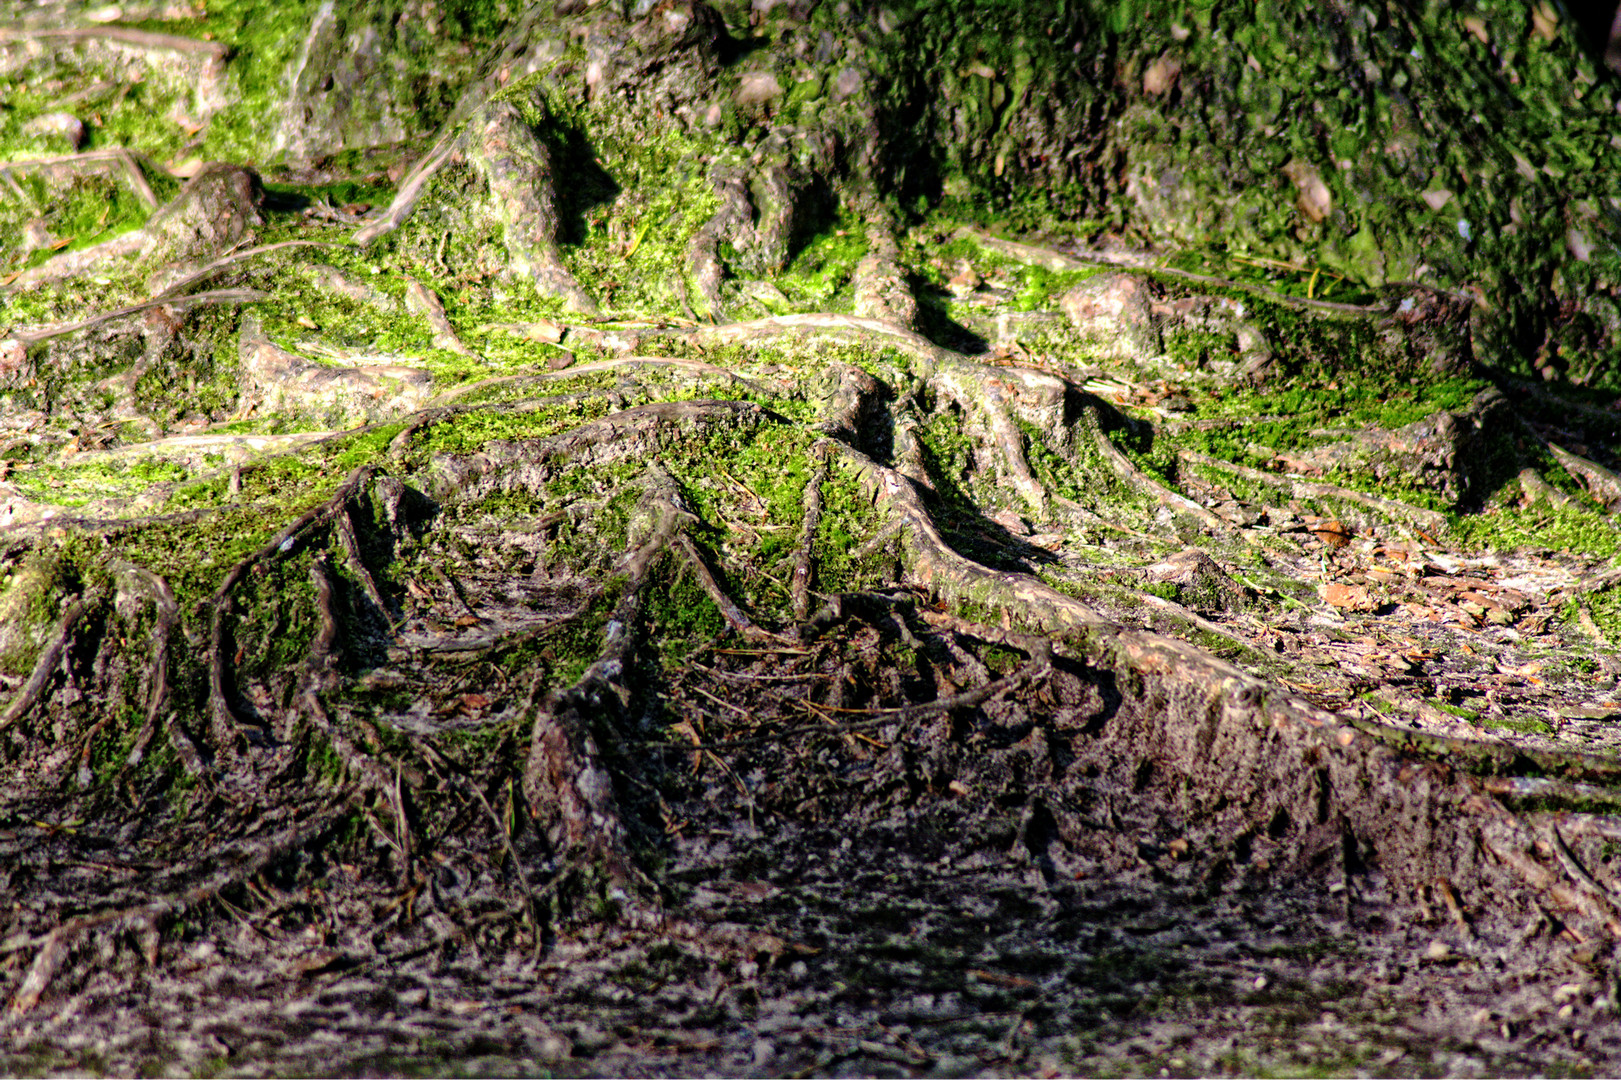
(0, 147, 160, 210)
(1546, 442, 1621, 511)
(9, 288, 266, 344)
(430, 399, 772, 505)
(1072, 397, 1228, 533)
(305, 557, 415, 879)
(851, 210, 918, 329)
(5, 793, 353, 1014)
(791, 455, 827, 622)
(403, 279, 473, 356)
(522, 465, 686, 890)
(206, 468, 374, 763)
(464, 101, 596, 314)
(1179, 449, 1450, 533)
(828, 440, 1107, 633)
(675, 533, 779, 644)
(692, 312, 955, 367)
(426, 355, 775, 408)
(352, 129, 458, 247)
(0, 590, 97, 743)
(686, 167, 753, 320)
(154, 239, 345, 300)
(956, 226, 1388, 315)
(656, 644, 1052, 752)
(111, 565, 204, 777)
(0, 23, 229, 59)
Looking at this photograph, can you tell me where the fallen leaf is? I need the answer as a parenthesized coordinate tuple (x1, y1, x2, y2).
(527, 318, 564, 344)
(1311, 519, 1353, 548)
(1322, 582, 1373, 611)
(969, 969, 1037, 989)
(1498, 660, 1543, 678)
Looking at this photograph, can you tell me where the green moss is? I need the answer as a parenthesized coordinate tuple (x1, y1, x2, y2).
(1479, 715, 1556, 736)
(0, 553, 74, 675)
(1454, 504, 1621, 562)
(1431, 700, 1480, 721)
(775, 208, 869, 312)
(811, 457, 889, 594)
(416, 402, 609, 456)
(645, 558, 728, 660)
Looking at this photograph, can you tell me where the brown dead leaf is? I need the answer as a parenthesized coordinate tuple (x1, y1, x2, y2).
(453, 614, 481, 628)
(1311, 520, 1353, 548)
(1322, 582, 1373, 611)
(1498, 660, 1543, 678)
(969, 969, 1037, 989)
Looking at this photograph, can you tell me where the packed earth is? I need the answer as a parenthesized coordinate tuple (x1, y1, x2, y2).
(6, 0, 1621, 1075)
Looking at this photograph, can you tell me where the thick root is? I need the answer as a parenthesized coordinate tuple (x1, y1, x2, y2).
(522, 465, 688, 890)
(465, 101, 597, 315)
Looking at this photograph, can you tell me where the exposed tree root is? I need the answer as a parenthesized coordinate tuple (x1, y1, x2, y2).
(1546, 441, 1621, 511)
(0, 148, 160, 210)
(1070, 395, 1228, 533)
(403, 278, 474, 356)
(8, 288, 266, 344)
(0, 23, 229, 59)
(522, 466, 686, 892)
(5, 793, 354, 1015)
(1179, 448, 1451, 533)
(828, 440, 1107, 633)
(958, 227, 1390, 315)
(111, 565, 201, 777)
(686, 167, 753, 320)
(352, 129, 458, 248)
(206, 468, 374, 763)
(791, 455, 827, 622)
(463, 101, 596, 314)
(154, 239, 345, 299)
(426, 355, 775, 408)
(0, 590, 97, 741)
(851, 213, 918, 328)
(675, 533, 779, 644)
(11, 3, 1621, 1070)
